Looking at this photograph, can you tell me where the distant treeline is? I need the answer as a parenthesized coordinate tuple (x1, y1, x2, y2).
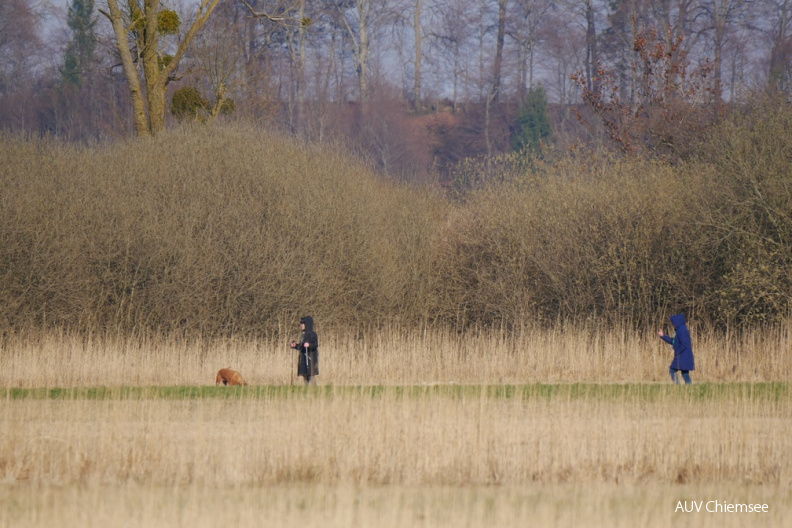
(1, 102, 790, 336)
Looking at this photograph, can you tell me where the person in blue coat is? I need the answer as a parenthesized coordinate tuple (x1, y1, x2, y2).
(658, 313, 695, 384)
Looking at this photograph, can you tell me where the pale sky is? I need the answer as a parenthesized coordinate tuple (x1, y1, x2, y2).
(42, 1, 68, 40)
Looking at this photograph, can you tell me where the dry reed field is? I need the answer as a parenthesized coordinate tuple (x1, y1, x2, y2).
(1, 329, 791, 527)
(1, 383, 790, 527)
(0, 324, 789, 387)
(2, 483, 790, 528)
(3, 384, 790, 486)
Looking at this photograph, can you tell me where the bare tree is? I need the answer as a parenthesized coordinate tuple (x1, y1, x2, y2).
(0, 0, 53, 131)
(599, 0, 649, 105)
(540, 10, 585, 103)
(99, 0, 221, 136)
(491, 0, 508, 101)
(554, 0, 606, 97)
(301, 30, 337, 142)
(292, 0, 308, 125)
(413, 0, 424, 109)
(584, 0, 599, 94)
(764, 0, 792, 92)
(647, 0, 705, 62)
(187, 4, 251, 121)
(0, 0, 43, 94)
(474, 0, 495, 101)
(240, 1, 313, 128)
(425, 0, 476, 110)
(508, 0, 555, 100)
(328, 0, 389, 101)
(699, 0, 752, 101)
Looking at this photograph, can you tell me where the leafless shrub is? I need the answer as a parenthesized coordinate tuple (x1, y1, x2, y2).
(0, 123, 444, 335)
(2, 105, 791, 336)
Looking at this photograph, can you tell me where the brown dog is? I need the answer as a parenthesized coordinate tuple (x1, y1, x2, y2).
(215, 368, 248, 386)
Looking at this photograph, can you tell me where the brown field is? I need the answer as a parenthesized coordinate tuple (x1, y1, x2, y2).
(1, 327, 790, 527)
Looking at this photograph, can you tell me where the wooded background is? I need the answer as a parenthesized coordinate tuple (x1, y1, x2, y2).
(1, 1, 791, 335)
(4, 1, 792, 178)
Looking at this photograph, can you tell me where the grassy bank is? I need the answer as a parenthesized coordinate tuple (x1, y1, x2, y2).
(2, 382, 789, 402)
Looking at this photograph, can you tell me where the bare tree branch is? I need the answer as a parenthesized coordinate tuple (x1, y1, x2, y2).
(238, 0, 305, 27)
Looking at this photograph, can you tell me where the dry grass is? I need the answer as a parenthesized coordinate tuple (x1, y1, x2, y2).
(1, 483, 790, 528)
(0, 324, 788, 387)
(3, 390, 789, 487)
(1, 386, 790, 527)
(1, 329, 790, 526)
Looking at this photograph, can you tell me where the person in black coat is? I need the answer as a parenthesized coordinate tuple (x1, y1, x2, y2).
(658, 313, 695, 384)
(290, 316, 319, 385)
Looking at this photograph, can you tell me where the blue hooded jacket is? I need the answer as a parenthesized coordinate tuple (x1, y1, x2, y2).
(661, 313, 695, 370)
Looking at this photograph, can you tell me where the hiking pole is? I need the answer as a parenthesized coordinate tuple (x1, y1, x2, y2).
(304, 343, 311, 385)
(291, 343, 294, 385)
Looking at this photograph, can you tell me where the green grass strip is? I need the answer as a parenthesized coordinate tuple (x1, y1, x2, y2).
(2, 382, 788, 402)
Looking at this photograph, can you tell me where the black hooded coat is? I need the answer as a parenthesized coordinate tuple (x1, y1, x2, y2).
(297, 316, 319, 377)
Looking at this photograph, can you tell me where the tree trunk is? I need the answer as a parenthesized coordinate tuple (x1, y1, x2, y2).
(769, 1, 792, 92)
(492, 0, 508, 102)
(357, 0, 370, 101)
(297, 0, 307, 126)
(142, 0, 166, 134)
(104, 0, 150, 136)
(336, 0, 372, 102)
(585, 0, 598, 96)
(413, 0, 423, 110)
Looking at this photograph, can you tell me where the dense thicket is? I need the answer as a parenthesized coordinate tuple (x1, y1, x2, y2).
(1, 103, 790, 335)
(0, 125, 444, 334)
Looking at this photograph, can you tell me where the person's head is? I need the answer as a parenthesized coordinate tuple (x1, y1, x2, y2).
(669, 313, 686, 330)
(300, 316, 314, 332)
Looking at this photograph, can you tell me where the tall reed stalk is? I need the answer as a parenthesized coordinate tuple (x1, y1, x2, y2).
(1, 324, 788, 387)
